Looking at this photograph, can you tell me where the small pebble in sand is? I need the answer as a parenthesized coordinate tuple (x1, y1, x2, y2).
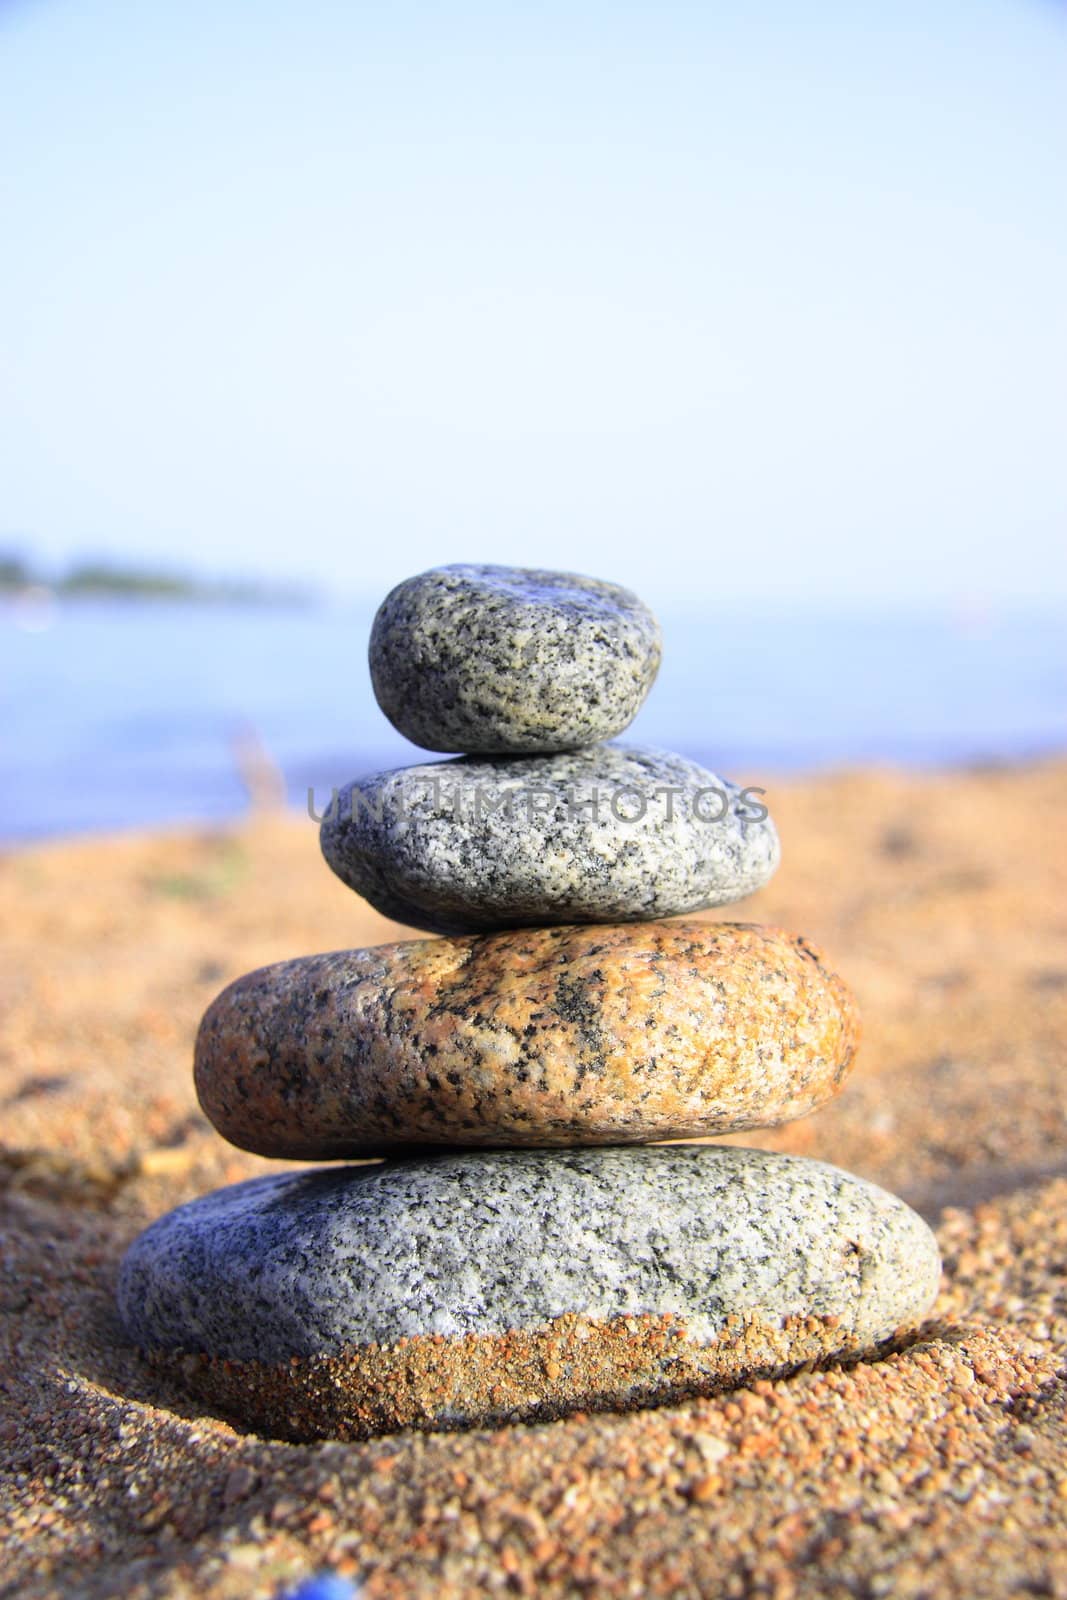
(278, 1576, 359, 1600)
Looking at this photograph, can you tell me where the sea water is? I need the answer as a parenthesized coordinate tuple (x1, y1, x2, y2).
(1, 598, 1064, 839)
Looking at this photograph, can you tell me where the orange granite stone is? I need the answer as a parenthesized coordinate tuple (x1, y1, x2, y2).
(194, 921, 860, 1158)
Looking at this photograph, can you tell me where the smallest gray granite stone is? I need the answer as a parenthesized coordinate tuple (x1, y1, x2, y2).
(368, 563, 662, 753)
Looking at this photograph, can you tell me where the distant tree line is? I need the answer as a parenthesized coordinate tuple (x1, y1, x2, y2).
(0, 550, 315, 607)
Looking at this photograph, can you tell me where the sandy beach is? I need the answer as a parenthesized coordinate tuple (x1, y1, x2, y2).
(2, 758, 1066, 1598)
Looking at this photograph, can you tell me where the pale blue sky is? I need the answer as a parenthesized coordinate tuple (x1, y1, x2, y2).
(2, 0, 1066, 609)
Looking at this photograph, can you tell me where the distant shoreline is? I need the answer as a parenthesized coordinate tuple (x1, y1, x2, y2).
(0, 555, 314, 608)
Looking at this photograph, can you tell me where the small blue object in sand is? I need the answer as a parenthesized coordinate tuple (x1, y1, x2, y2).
(278, 1576, 359, 1600)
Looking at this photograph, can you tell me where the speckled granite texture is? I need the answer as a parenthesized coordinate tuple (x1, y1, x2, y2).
(194, 921, 859, 1158)
(320, 745, 780, 935)
(118, 1146, 940, 1438)
(368, 564, 662, 753)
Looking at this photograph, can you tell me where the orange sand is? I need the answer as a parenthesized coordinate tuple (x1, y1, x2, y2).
(1, 758, 1065, 1597)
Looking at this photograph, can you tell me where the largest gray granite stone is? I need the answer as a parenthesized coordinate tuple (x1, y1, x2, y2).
(368, 564, 662, 753)
(117, 1147, 940, 1440)
(319, 743, 779, 934)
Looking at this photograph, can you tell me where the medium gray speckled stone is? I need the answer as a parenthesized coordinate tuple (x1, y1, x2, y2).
(368, 564, 662, 753)
(319, 744, 779, 934)
(117, 1147, 940, 1364)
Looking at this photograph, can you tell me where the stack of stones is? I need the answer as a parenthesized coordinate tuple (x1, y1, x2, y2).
(119, 564, 941, 1442)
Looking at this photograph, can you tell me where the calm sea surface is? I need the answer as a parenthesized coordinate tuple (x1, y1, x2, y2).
(2, 599, 1064, 840)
